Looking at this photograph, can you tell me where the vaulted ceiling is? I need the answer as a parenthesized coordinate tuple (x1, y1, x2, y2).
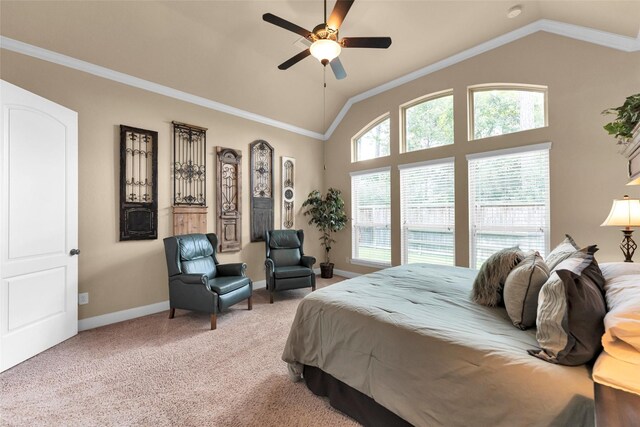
(1, 1, 639, 136)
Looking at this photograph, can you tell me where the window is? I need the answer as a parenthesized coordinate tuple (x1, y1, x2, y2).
(402, 92, 454, 152)
(469, 85, 547, 140)
(353, 115, 390, 161)
(400, 159, 455, 265)
(468, 143, 551, 269)
(351, 168, 391, 265)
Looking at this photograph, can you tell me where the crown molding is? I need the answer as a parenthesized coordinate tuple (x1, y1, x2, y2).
(323, 19, 640, 140)
(0, 36, 325, 141)
(2, 17, 638, 143)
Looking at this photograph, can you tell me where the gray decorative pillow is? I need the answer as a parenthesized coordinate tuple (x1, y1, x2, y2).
(529, 251, 606, 366)
(504, 252, 549, 330)
(472, 247, 526, 307)
(545, 234, 579, 271)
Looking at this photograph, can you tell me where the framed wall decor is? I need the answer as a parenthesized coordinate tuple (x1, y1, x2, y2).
(171, 121, 207, 235)
(249, 140, 274, 242)
(281, 156, 295, 229)
(216, 147, 242, 252)
(119, 125, 158, 241)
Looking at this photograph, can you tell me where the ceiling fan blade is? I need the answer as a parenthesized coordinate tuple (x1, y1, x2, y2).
(341, 37, 392, 49)
(263, 13, 312, 38)
(330, 57, 347, 80)
(278, 49, 311, 70)
(327, 0, 355, 30)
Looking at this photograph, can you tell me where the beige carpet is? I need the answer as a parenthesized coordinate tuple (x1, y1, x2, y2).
(0, 277, 359, 427)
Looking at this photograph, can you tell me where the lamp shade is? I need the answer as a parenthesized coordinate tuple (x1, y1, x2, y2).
(601, 195, 640, 227)
(309, 39, 341, 63)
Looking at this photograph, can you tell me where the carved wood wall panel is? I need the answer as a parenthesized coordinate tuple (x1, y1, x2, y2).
(216, 147, 242, 252)
(172, 206, 207, 235)
(250, 140, 274, 242)
(119, 125, 158, 241)
(281, 156, 295, 229)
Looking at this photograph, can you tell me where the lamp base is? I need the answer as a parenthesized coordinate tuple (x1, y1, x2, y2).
(620, 229, 637, 262)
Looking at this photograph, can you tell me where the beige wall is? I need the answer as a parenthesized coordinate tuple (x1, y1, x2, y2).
(2, 31, 639, 319)
(0, 50, 325, 319)
(325, 32, 640, 275)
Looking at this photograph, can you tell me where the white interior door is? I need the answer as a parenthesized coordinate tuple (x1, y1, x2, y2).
(0, 80, 78, 372)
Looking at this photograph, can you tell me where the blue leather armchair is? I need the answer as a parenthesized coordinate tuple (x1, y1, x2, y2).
(265, 229, 316, 303)
(163, 233, 252, 330)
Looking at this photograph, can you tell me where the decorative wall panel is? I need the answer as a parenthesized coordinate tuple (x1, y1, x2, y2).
(172, 121, 206, 206)
(281, 156, 295, 229)
(119, 125, 158, 241)
(250, 140, 274, 242)
(217, 147, 242, 252)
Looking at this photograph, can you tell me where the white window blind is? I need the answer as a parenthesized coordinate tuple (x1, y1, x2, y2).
(468, 146, 550, 269)
(351, 169, 391, 264)
(400, 159, 455, 265)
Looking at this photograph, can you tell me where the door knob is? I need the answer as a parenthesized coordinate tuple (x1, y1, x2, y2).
(70, 249, 81, 256)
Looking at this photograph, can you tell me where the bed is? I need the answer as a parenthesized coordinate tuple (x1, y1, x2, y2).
(282, 263, 596, 426)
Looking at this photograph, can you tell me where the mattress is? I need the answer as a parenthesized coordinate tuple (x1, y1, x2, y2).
(282, 264, 595, 426)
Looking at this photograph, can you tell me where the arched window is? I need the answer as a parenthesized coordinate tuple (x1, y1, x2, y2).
(469, 85, 547, 140)
(402, 91, 454, 152)
(352, 115, 390, 162)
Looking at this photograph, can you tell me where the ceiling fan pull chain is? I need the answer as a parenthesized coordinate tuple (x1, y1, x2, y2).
(323, 67, 327, 131)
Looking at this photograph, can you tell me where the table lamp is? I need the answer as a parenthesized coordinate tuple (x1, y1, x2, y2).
(601, 195, 640, 262)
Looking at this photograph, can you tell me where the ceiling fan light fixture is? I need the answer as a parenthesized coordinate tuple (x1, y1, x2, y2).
(310, 39, 342, 65)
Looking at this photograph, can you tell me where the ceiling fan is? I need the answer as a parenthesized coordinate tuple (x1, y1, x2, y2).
(263, 0, 392, 80)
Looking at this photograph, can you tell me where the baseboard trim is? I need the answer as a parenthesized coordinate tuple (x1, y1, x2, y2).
(78, 300, 169, 331)
(333, 268, 361, 279)
(78, 270, 361, 331)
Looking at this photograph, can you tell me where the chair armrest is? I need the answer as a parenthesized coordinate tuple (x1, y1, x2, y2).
(217, 263, 247, 277)
(300, 255, 316, 269)
(265, 258, 275, 275)
(169, 273, 207, 286)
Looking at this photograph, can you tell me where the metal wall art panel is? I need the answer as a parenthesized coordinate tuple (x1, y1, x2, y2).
(119, 125, 158, 241)
(172, 121, 206, 206)
(216, 147, 242, 252)
(281, 156, 295, 229)
(250, 140, 274, 242)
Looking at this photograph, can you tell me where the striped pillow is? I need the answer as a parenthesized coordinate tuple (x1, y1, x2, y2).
(504, 252, 549, 330)
(529, 251, 606, 365)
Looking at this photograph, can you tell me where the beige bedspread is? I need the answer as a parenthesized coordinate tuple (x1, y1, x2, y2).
(282, 264, 595, 426)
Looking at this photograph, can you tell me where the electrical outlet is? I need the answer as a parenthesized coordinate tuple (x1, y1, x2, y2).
(78, 292, 89, 305)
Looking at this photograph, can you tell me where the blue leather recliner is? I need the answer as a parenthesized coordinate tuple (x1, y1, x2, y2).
(265, 229, 316, 303)
(163, 233, 252, 329)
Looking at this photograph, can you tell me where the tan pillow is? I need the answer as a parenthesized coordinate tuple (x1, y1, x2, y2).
(504, 252, 549, 330)
(545, 234, 579, 271)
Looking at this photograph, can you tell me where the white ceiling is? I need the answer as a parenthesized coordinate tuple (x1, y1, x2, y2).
(1, 1, 639, 135)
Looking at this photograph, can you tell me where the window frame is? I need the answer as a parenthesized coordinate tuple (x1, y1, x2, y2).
(400, 89, 454, 154)
(467, 142, 552, 269)
(468, 84, 548, 141)
(398, 157, 455, 266)
(350, 166, 392, 267)
(352, 113, 391, 163)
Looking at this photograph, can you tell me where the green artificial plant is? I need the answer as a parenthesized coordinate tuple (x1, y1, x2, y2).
(602, 93, 640, 143)
(301, 188, 348, 265)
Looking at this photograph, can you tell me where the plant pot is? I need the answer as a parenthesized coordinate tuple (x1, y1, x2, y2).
(320, 263, 334, 279)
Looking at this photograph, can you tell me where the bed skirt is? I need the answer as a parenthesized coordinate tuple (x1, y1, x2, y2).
(303, 365, 412, 427)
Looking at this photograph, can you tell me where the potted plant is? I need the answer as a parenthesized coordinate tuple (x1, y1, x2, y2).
(602, 93, 640, 145)
(302, 188, 348, 278)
